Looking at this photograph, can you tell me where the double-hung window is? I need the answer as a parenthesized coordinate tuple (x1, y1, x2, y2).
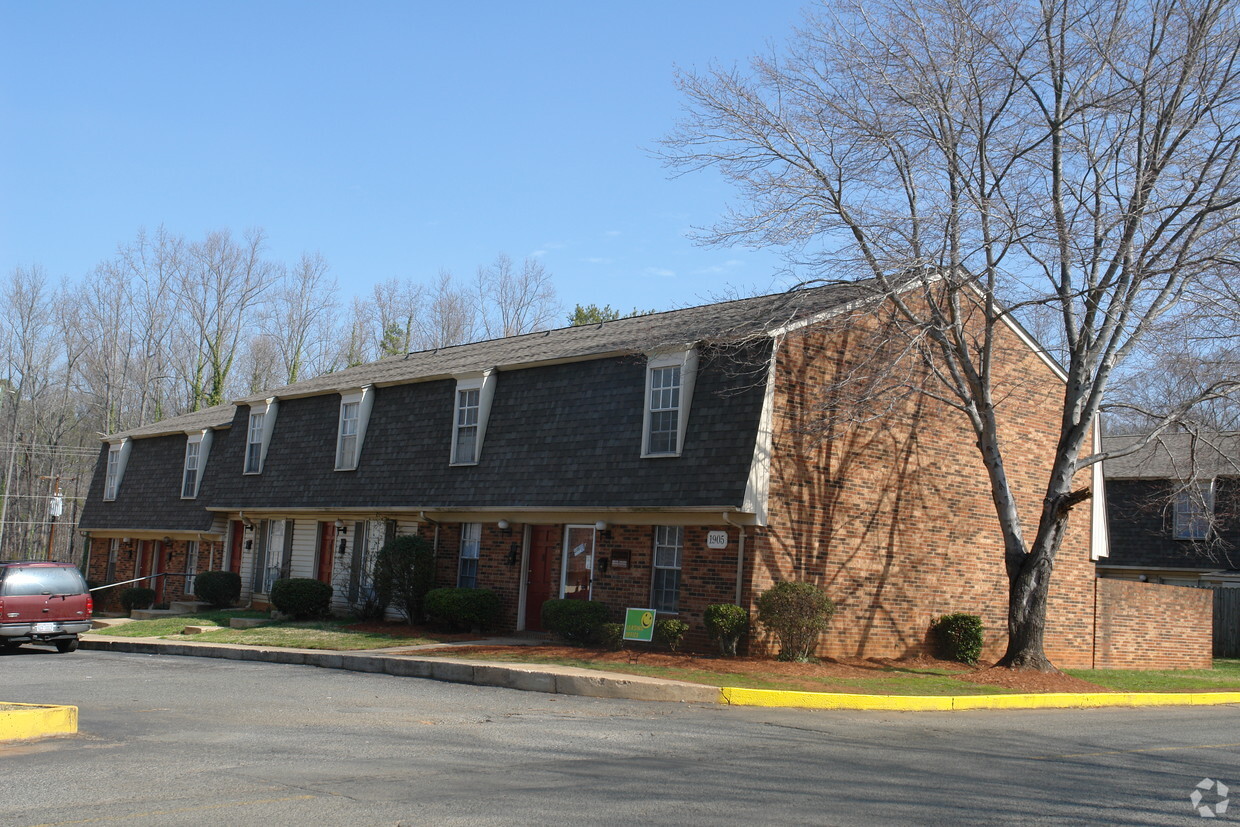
(651, 526, 684, 613)
(647, 366, 681, 455)
(245, 411, 265, 474)
(1173, 482, 1214, 540)
(449, 372, 495, 466)
(182, 441, 200, 498)
(454, 389, 480, 464)
(337, 401, 359, 468)
(642, 350, 698, 458)
(104, 445, 122, 500)
(458, 523, 481, 588)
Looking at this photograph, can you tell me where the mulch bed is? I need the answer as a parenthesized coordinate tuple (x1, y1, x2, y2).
(396, 643, 1113, 694)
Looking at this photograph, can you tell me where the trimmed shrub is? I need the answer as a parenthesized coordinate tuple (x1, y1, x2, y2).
(704, 603, 749, 656)
(541, 599, 609, 644)
(371, 534, 436, 623)
(931, 613, 984, 665)
(423, 587, 502, 631)
(598, 622, 624, 651)
(270, 577, 333, 620)
(193, 570, 241, 608)
(654, 618, 689, 653)
(120, 587, 156, 612)
(756, 581, 835, 662)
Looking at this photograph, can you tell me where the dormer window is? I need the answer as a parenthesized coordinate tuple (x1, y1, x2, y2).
(182, 441, 200, 498)
(642, 350, 698, 457)
(181, 430, 213, 499)
(103, 439, 131, 501)
(243, 399, 278, 475)
(104, 446, 121, 500)
(1173, 481, 1214, 540)
(450, 371, 496, 466)
(334, 387, 374, 471)
(245, 412, 264, 473)
(454, 389, 480, 463)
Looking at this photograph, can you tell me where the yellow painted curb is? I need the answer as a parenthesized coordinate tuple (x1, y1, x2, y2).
(718, 687, 1240, 711)
(0, 702, 78, 741)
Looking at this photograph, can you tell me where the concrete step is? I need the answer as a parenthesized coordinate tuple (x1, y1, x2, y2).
(129, 608, 191, 620)
(168, 601, 209, 614)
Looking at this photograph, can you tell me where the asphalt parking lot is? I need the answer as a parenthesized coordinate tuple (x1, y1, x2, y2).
(1, 648, 1236, 825)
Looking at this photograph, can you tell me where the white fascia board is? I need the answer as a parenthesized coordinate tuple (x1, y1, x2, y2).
(641, 348, 699, 458)
(741, 336, 779, 527)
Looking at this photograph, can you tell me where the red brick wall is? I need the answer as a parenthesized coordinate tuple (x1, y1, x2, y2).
(1093, 579, 1212, 669)
(746, 308, 1098, 667)
(86, 536, 225, 612)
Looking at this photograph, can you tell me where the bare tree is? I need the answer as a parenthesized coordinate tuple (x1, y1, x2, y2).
(419, 270, 477, 349)
(260, 252, 339, 384)
(177, 229, 276, 409)
(371, 277, 424, 357)
(476, 253, 559, 338)
(662, 0, 1240, 669)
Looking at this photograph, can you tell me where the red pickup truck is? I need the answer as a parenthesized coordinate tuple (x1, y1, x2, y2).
(0, 561, 93, 653)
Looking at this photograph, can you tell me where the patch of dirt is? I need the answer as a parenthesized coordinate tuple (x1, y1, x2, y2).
(342, 621, 476, 641)
(398, 644, 1107, 694)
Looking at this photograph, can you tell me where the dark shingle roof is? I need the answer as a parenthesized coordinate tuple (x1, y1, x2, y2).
(104, 403, 236, 441)
(236, 281, 873, 403)
(1103, 432, 1240, 479)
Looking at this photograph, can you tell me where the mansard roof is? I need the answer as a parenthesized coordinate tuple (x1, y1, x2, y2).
(1103, 432, 1240, 480)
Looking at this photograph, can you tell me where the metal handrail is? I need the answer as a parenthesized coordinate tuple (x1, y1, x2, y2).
(89, 571, 192, 592)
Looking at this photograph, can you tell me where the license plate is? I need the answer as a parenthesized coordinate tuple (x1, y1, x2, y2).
(33, 622, 58, 634)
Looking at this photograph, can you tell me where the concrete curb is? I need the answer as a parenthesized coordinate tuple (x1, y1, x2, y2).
(0, 702, 78, 741)
(718, 686, 1240, 710)
(79, 638, 718, 704)
(78, 637, 1240, 711)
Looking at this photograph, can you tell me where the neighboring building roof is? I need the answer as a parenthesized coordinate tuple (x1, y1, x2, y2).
(235, 281, 875, 404)
(1102, 432, 1240, 480)
(104, 403, 237, 442)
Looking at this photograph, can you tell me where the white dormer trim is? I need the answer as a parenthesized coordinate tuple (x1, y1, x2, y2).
(103, 438, 132, 501)
(243, 398, 279, 475)
(641, 348, 698, 458)
(1090, 421, 1109, 560)
(450, 370, 497, 466)
(181, 429, 214, 499)
(742, 337, 779, 526)
(335, 386, 375, 471)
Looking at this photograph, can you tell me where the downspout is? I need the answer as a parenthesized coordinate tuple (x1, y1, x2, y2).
(722, 512, 746, 607)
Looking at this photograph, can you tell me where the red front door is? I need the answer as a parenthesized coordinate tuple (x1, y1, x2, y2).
(524, 526, 558, 631)
(229, 521, 244, 573)
(316, 523, 336, 585)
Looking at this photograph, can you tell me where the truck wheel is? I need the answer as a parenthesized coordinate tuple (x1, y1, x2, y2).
(54, 638, 79, 653)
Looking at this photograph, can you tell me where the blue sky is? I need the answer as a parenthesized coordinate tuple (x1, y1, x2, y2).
(0, 1, 808, 316)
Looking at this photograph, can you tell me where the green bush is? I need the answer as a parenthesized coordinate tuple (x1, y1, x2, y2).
(193, 570, 241, 608)
(704, 603, 749, 656)
(423, 587, 502, 631)
(541, 599, 609, 644)
(371, 534, 435, 623)
(756, 581, 835, 662)
(120, 587, 156, 612)
(654, 618, 689, 653)
(930, 613, 984, 665)
(598, 622, 625, 651)
(270, 578, 333, 620)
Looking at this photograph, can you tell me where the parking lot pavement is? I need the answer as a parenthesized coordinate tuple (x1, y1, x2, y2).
(2, 648, 1237, 825)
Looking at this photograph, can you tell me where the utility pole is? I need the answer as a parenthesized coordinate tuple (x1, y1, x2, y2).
(39, 475, 73, 562)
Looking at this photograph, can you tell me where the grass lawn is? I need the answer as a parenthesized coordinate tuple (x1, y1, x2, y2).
(87, 613, 440, 650)
(1065, 659, 1240, 692)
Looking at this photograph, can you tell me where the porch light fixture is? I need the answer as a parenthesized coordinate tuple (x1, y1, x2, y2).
(162, 536, 172, 545)
(497, 519, 510, 530)
(594, 521, 609, 532)
(334, 519, 347, 535)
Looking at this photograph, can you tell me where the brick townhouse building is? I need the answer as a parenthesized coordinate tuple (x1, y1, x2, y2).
(77, 282, 1207, 668)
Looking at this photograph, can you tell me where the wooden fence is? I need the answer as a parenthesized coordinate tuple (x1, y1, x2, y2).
(1213, 587, 1240, 658)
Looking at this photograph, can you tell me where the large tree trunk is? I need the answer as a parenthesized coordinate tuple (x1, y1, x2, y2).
(997, 489, 1090, 671)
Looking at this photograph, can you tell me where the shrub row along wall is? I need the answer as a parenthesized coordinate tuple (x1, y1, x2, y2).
(1093, 579, 1212, 670)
